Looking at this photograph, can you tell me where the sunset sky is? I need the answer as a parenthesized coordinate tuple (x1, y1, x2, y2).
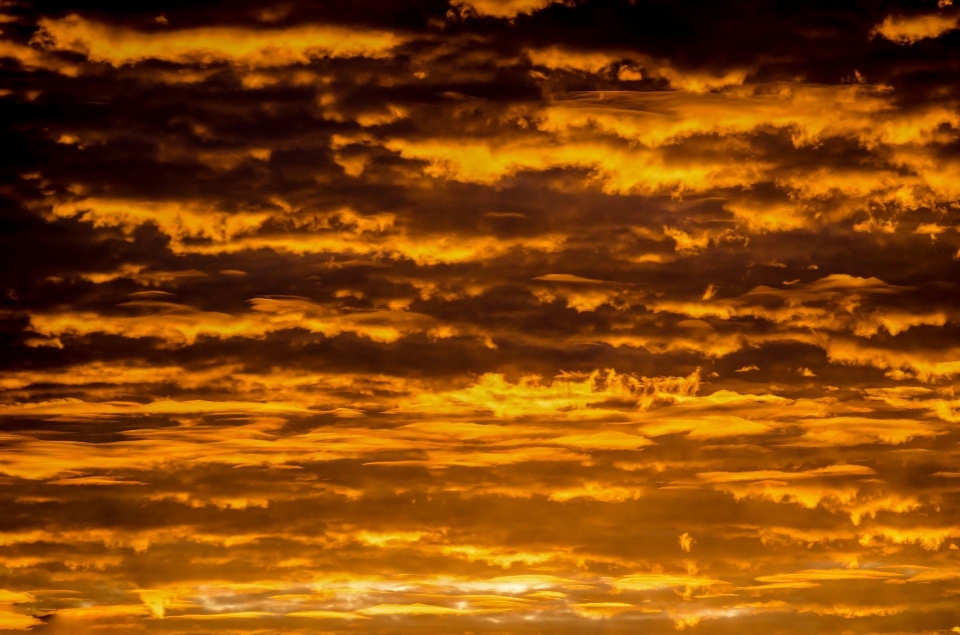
(2, 0, 960, 633)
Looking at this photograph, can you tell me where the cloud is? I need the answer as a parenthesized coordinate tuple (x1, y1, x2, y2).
(752, 568, 902, 587)
(526, 47, 747, 91)
(4, 1, 960, 633)
(611, 572, 724, 594)
(385, 134, 771, 195)
(873, 12, 960, 44)
(0, 37, 80, 75)
(33, 14, 404, 67)
(27, 297, 460, 345)
(388, 368, 701, 418)
(452, 0, 563, 19)
(0, 610, 43, 630)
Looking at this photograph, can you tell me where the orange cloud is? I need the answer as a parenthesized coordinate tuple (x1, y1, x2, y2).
(874, 12, 960, 43)
(0, 611, 43, 630)
(526, 47, 747, 91)
(0, 36, 79, 75)
(388, 368, 700, 419)
(33, 14, 403, 67)
(28, 297, 459, 346)
(611, 572, 724, 594)
(453, 0, 562, 19)
(385, 135, 771, 195)
(752, 568, 902, 588)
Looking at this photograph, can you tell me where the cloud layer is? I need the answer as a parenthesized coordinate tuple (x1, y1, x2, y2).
(1, 0, 960, 633)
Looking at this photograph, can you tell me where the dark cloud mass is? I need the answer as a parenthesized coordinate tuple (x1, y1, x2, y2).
(1, 0, 960, 632)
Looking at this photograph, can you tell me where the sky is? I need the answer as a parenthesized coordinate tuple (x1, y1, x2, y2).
(1, 0, 960, 633)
